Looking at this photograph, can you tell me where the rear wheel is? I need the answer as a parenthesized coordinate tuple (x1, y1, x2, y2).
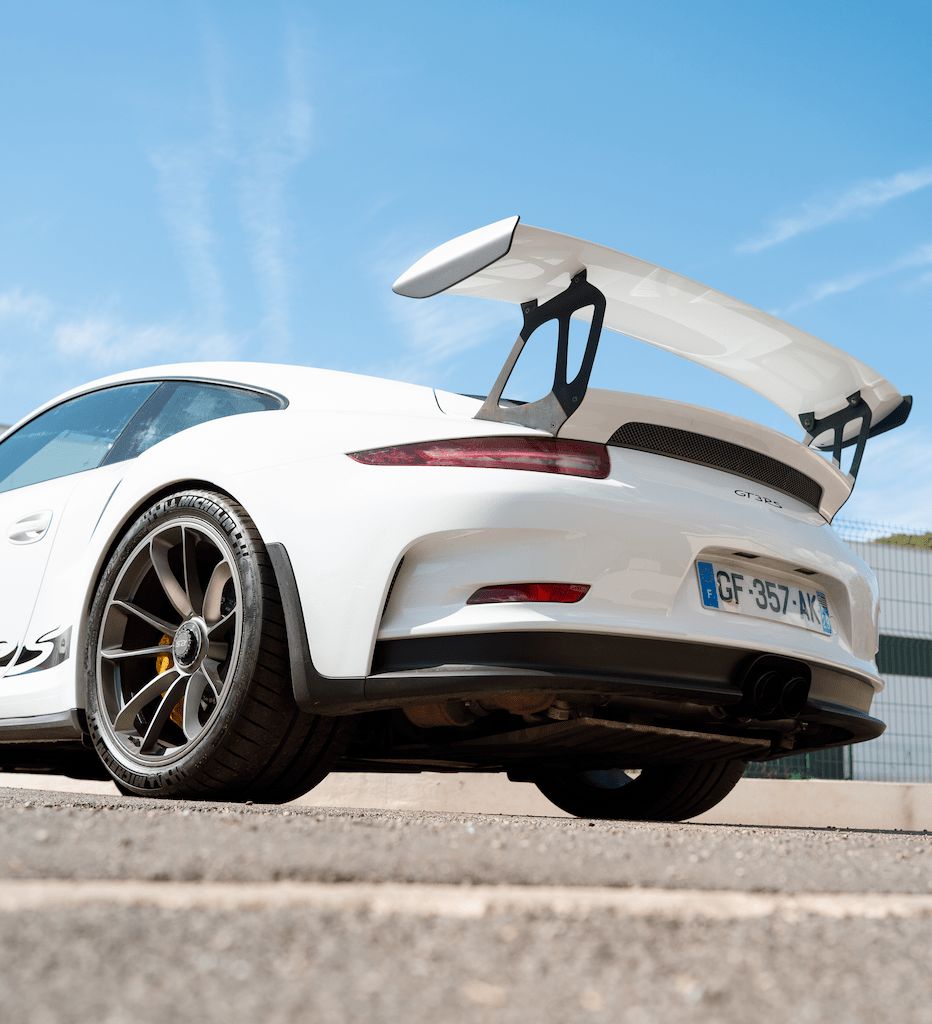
(85, 490, 352, 802)
(533, 761, 747, 821)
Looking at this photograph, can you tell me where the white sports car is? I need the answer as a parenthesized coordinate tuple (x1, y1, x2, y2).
(0, 217, 911, 819)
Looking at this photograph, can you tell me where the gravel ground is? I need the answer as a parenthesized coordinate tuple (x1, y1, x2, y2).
(2, 786, 931, 893)
(3, 904, 931, 1024)
(2, 784, 932, 1024)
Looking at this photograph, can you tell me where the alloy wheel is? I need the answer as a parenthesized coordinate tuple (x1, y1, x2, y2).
(95, 518, 242, 766)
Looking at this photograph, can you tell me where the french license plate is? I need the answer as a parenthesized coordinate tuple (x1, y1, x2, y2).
(696, 561, 832, 635)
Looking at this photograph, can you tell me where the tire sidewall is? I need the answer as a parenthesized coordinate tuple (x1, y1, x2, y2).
(85, 491, 264, 795)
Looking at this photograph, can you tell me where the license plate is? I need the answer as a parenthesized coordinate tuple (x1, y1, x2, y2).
(696, 561, 832, 635)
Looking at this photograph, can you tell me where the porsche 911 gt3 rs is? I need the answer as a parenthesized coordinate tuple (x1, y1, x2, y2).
(0, 217, 911, 819)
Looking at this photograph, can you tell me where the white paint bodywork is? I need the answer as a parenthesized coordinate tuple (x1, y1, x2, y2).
(0, 362, 883, 727)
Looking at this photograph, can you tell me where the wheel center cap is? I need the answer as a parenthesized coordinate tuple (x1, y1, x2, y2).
(173, 623, 201, 669)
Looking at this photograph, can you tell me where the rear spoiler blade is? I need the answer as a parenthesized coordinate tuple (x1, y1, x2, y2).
(393, 217, 911, 477)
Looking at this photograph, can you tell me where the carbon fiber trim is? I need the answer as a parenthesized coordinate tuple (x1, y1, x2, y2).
(608, 422, 823, 510)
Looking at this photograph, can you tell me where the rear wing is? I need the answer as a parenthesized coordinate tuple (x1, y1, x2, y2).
(393, 216, 911, 481)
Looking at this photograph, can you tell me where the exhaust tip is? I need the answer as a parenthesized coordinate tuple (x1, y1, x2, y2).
(750, 670, 783, 716)
(737, 656, 812, 720)
(779, 675, 811, 718)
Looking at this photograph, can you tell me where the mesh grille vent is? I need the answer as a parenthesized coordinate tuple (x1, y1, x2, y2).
(608, 422, 823, 510)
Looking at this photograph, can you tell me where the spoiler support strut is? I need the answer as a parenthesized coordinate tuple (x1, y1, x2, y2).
(800, 392, 913, 480)
(475, 270, 606, 435)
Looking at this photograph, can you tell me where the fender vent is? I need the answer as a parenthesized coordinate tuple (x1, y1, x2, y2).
(608, 422, 823, 511)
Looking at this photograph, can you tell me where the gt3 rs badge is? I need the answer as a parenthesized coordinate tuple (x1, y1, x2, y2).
(734, 489, 782, 508)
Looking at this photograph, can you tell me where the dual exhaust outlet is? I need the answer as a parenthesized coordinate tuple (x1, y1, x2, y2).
(734, 655, 811, 720)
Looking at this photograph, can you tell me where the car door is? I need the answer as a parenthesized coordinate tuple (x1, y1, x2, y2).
(0, 475, 86, 678)
(0, 382, 158, 681)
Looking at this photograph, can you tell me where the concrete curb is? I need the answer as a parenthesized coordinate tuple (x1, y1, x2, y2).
(3, 879, 932, 918)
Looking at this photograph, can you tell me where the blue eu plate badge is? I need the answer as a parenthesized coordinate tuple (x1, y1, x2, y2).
(697, 561, 719, 609)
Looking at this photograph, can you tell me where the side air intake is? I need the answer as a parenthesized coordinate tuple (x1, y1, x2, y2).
(608, 422, 824, 511)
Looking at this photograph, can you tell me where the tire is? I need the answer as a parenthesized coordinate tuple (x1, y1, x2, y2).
(85, 489, 353, 802)
(533, 761, 747, 821)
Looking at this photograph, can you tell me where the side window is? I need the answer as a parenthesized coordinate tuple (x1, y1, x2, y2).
(0, 383, 159, 494)
(107, 382, 281, 463)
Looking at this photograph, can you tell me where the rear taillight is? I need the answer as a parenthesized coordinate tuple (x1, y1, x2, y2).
(349, 437, 610, 479)
(467, 583, 590, 605)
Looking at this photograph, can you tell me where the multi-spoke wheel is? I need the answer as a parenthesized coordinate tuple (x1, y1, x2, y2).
(85, 490, 352, 801)
(533, 761, 748, 821)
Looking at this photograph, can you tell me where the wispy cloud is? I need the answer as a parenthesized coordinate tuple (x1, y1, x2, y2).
(0, 285, 244, 423)
(841, 427, 932, 531)
(0, 289, 53, 328)
(54, 315, 238, 368)
(783, 242, 932, 311)
(149, 24, 312, 357)
(237, 27, 312, 356)
(737, 166, 932, 255)
(2, 26, 314, 421)
(151, 148, 228, 331)
(149, 30, 231, 335)
(373, 293, 516, 387)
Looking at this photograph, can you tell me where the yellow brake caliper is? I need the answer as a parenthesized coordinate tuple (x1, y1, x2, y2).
(157, 634, 185, 728)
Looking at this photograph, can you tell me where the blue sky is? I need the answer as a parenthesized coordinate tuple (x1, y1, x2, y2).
(1, 1, 930, 528)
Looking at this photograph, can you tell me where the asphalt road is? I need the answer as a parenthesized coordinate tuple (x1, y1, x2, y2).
(2, 783, 932, 1024)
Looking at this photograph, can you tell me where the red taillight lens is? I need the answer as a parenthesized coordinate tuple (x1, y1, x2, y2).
(349, 437, 610, 479)
(467, 583, 590, 605)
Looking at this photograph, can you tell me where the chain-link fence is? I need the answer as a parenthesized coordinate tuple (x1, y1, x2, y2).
(746, 519, 932, 783)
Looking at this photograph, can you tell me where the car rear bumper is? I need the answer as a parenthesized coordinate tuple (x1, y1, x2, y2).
(299, 629, 884, 753)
